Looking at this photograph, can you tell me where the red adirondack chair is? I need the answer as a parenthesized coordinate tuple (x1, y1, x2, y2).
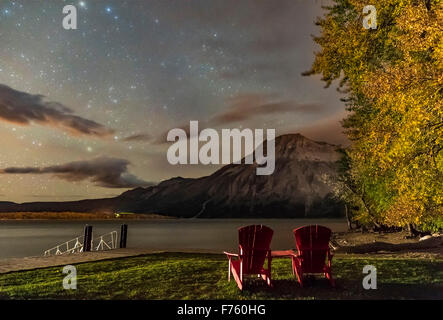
(224, 225, 274, 290)
(291, 225, 335, 287)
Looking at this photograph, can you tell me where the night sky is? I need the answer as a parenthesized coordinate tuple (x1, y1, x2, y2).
(0, 0, 346, 203)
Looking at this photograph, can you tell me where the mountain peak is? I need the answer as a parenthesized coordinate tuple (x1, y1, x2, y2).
(275, 133, 334, 146)
(272, 133, 340, 162)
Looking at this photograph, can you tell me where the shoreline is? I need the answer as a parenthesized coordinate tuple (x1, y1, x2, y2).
(1, 230, 441, 274)
(0, 213, 347, 221)
(0, 212, 174, 221)
(0, 218, 174, 221)
(0, 248, 162, 274)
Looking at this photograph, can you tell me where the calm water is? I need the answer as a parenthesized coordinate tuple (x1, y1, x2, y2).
(0, 219, 347, 259)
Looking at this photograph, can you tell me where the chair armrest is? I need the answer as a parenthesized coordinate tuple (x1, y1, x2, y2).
(291, 249, 299, 256)
(290, 250, 301, 258)
(223, 251, 239, 258)
(291, 251, 303, 264)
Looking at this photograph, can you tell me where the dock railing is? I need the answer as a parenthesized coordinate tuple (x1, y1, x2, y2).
(44, 230, 118, 256)
(94, 231, 118, 251)
(44, 236, 84, 256)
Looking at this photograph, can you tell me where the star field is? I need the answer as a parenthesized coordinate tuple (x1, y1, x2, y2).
(0, 0, 346, 202)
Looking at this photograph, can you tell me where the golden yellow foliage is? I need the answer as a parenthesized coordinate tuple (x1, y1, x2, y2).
(307, 0, 442, 228)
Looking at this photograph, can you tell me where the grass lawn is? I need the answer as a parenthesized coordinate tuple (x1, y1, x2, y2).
(0, 253, 442, 300)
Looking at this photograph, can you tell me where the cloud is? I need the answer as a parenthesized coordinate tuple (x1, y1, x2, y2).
(0, 157, 154, 188)
(122, 133, 152, 142)
(210, 93, 325, 126)
(0, 84, 114, 137)
(154, 124, 191, 145)
(153, 93, 327, 144)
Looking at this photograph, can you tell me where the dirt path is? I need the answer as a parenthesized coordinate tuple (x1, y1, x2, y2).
(0, 248, 223, 274)
(0, 248, 161, 274)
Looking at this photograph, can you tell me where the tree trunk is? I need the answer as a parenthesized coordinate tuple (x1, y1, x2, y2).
(360, 196, 381, 229)
(407, 223, 421, 237)
(425, 0, 431, 11)
(345, 204, 353, 230)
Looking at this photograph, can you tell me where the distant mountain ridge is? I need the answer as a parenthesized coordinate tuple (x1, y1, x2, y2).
(0, 134, 344, 218)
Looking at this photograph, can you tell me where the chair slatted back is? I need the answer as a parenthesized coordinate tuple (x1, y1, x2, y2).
(293, 225, 331, 273)
(238, 225, 273, 274)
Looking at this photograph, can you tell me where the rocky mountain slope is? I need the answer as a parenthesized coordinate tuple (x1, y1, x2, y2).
(0, 134, 344, 218)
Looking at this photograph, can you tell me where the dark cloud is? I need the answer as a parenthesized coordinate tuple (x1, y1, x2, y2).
(154, 124, 191, 145)
(122, 133, 152, 142)
(0, 84, 114, 137)
(153, 93, 327, 144)
(0, 157, 153, 188)
(210, 93, 326, 126)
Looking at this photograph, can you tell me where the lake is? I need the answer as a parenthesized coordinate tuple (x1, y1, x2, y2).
(0, 219, 347, 259)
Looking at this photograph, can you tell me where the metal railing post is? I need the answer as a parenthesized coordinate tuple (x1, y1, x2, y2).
(120, 224, 128, 248)
(83, 225, 93, 252)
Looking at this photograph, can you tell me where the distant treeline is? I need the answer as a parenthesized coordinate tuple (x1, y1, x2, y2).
(0, 212, 171, 220)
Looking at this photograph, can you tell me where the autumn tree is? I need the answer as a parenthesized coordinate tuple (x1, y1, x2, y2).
(306, 0, 442, 231)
